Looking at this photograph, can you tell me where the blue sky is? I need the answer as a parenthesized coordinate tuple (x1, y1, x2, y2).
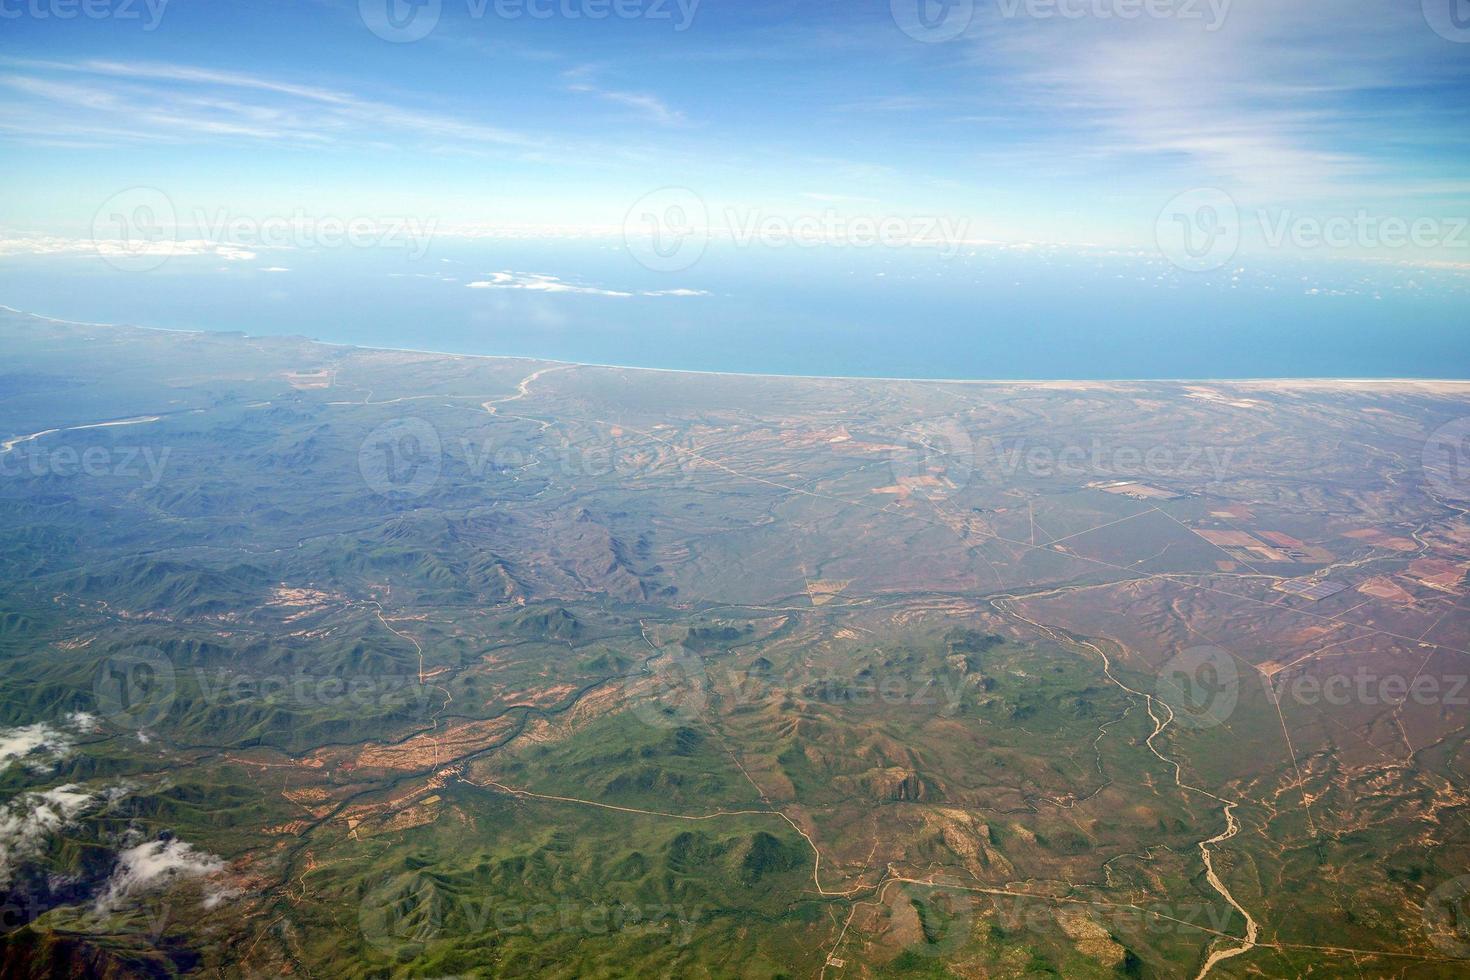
(1, 0, 1468, 265)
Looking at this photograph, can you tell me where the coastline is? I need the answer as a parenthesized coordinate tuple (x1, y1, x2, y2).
(5, 304, 1470, 389)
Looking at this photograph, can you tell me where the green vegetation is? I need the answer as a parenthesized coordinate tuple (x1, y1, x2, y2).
(2, 311, 1468, 977)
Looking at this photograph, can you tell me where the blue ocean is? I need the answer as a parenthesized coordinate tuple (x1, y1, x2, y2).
(1, 241, 1465, 380)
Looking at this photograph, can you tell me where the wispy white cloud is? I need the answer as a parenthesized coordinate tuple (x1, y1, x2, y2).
(562, 66, 686, 126)
(94, 837, 228, 913)
(0, 714, 100, 773)
(467, 270, 707, 298)
(0, 237, 258, 262)
(969, 0, 1467, 206)
(21, 58, 359, 104)
(0, 58, 535, 151)
(0, 785, 97, 888)
(468, 270, 633, 297)
(0, 724, 72, 771)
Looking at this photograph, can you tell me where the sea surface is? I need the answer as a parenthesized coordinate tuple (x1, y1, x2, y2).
(1, 241, 1466, 380)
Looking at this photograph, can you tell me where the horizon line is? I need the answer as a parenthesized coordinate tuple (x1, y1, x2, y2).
(5, 304, 1470, 388)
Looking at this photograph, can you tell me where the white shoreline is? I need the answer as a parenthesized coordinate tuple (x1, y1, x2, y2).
(4, 304, 1469, 387)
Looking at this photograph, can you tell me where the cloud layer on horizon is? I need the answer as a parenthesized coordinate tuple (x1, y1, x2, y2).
(467, 271, 709, 297)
